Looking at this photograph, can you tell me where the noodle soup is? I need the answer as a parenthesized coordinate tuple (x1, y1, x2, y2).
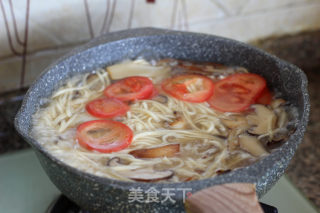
(32, 59, 297, 182)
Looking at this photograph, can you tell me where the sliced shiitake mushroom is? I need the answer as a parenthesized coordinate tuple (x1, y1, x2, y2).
(216, 169, 231, 175)
(86, 73, 102, 90)
(286, 122, 297, 133)
(169, 117, 187, 129)
(153, 94, 168, 104)
(121, 169, 174, 182)
(227, 128, 247, 151)
(238, 134, 268, 157)
(257, 134, 270, 146)
(274, 107, 288, 129)
(270, 98, 286, 109)
(272, 128, 290, 142)
(163, 112, 187, 129)
(246, 105, 276, 135)
(227, 129, 240, 151)
(221, 115, 249, 129)
(106, 157, 129, 167)
(107, 157, 121, 166)
(71, 90, 81, 100)
(156, 58, 178, 66)
(129, 144, 180, 158)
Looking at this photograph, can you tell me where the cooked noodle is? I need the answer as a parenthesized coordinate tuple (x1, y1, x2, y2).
(32, 60, 294, 182)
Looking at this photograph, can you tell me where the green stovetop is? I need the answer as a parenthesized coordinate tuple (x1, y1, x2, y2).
(0, 149, 318, 213)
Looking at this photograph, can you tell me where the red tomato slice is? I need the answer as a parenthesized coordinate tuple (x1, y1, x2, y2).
(161, 74, 215, 103)
(86, 98, 129, 118)
(256, 87, 272, 105)
(104, 76, 154, 101)
(208, 73, 266, 112)
(77, 120, 133, 153)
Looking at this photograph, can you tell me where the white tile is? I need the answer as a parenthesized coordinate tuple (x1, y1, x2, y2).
(189, 2, 320, 42)
(0, 0, 224, 59)
(178, 0, 225, 27)
(1, 0, 320, 59)
(1, 0, 320, 93)
(128, 0, 225, 30)
(209, 0, 250, 16)
(0, 0, 105, 58)
(242, 0, 318, 14)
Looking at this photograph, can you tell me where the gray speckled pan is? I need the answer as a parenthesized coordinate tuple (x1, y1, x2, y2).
(14, 28, 309, 213)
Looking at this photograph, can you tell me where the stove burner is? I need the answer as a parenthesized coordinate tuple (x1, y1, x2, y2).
(47, 195, 277, 213)
(47, 195, 88, 213)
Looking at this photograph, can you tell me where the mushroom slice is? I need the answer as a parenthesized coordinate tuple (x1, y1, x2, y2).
(286, 122, 297, 133)
(272, 128, 290, 142)
(129, 144, 180, 158)
(216, 169, 231, 175)
(153, 94, 168, 104)
(86, 73, 104, 90)
(227, 128, 244, 151)
(271, 98, 286, 109)
(156, 58, 178, 66)
(239, 134, 268, 157)
(221, 115, 249, 129)
(121, 169, 174, 182)
(107, 157, 129, 167)
(170, 117, 187, 129)
(106, 60, 170, 82)
(247, 105, 276, 135)
(258, 134, 270, 146)
(274, 108, 288, 129)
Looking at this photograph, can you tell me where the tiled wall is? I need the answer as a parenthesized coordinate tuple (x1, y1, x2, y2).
(1, 0, 320, 93)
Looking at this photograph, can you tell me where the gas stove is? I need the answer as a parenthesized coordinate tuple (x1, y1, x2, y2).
(0, 150, 318, 213)
(47, 194, 278, 213)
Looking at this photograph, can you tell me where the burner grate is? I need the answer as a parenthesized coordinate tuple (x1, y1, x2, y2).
(47, 195, 89, 213)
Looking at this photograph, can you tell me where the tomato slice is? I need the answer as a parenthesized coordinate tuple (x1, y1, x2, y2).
(86, 98, 129, 118)
(104, 76, 154, 101)
(208, 73, 266, 112)
(77, 120, 133, 153)
(256, 87, 272, 105)
(161, 74, 215, 103)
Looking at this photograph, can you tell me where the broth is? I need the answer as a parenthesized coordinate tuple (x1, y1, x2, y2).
(32, 59, 297, 182)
